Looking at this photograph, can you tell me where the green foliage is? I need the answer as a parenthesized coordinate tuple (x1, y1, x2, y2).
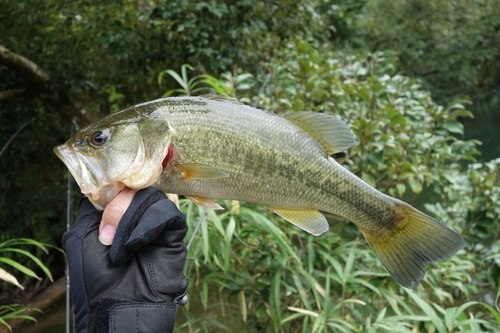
(179, 199, 500, 332)
(0, 238, 54, 331)
(343, 0, 500, 160)
(2, 0, 499, 331)
(1, 0, 325, 109)
(0, 304, 41, 331)
(353, 0, 500, 102)
(0, 106, 71, 244)
(0, 238, 53, 285)
(165, 51, 500, 331)
(159, 64, 255, 101)
(159, 64, 208, 97)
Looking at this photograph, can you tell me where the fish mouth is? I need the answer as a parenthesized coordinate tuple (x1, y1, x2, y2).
(54, 144, 121, 210)
(54, 144, 82, 186)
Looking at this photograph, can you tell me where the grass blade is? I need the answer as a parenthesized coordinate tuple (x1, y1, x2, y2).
(406, 290, 446, 333)
(0, 258, 39, 280)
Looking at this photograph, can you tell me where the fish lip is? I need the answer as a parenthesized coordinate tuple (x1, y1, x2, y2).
(53, 143, 115, 210)
(54, 144, 82, 185)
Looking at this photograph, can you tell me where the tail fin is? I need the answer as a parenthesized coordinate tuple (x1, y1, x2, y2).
(361, 202, 466, 289)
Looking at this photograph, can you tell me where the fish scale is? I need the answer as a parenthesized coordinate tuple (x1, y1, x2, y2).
(54, 95, 466, 289)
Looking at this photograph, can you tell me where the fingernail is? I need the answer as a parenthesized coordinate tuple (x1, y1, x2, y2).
(99, 225, 116, 246)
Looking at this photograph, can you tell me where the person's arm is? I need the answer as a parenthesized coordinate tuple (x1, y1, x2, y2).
(63, 187, 188, 333)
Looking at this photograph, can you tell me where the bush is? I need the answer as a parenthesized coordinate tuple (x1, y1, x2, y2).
(163, 41, 500, 332)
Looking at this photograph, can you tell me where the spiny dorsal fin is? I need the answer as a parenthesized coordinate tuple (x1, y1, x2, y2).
(199, 94, 242, 104)
(283, 112, 357, 155)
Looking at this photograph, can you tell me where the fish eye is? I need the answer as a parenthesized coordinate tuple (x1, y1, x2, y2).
(89, 130, 108, 147)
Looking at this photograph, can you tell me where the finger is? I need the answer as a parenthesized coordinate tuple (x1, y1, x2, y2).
(99, 188, 138, 245)
(109, 187, 186, 265)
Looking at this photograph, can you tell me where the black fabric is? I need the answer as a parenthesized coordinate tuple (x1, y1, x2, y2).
(109, 301, 177, 333)
(62, 187, 188, 333)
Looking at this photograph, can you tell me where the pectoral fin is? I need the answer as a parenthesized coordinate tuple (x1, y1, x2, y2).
(186, 195, 224, 210)
(272, 208, 329, 236)
(283, 112, 357, 155)
(177, 163, 229, 180)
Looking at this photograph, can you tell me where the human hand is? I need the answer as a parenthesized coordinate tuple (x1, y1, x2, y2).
(63, 187, 188, 333)
(98, 187, 138, 245)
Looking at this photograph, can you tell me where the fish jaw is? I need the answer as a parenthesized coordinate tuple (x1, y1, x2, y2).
(54, 143, 123, 211)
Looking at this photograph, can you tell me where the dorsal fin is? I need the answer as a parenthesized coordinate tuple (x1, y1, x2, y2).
(283, 112, 357, 155)
(199, 94, 242, 104)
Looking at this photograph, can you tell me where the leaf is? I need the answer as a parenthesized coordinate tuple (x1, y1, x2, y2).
(343, 241, 357, 281)
(445, 103, 465, 111)
(223, 217, 235, 273)
(444, 99, 472, 113)
(270, 271, 282, 326)
(389, 115, 407, 127)
(164, 69, 189, 92)
(362, 173, 376, 187)
(2, 248, 53, 281)
(291, 273, 312, 310)
(158, 70, 166, 85)
(0, 258, 40, 280)
(396, 183, 406, 197)
(479, 302, 500, 326)
(408, 177, 423, 194)
(0, 267, 24, 289)
(243, 208, 300, 262)
(202, 280, 208, 311)
(376, 307, 387, 322)
(448, 109, 474, 120)
(406, 291, 446, 333)
(207, 209, 226, 238)
(287, 306, 319, 318)
(299, 269, 323, 311)
(281, 312, 306, 324)
(441, 121, 464, 135)
(201, 318, 229, 330)
(238, 290, 247, 322)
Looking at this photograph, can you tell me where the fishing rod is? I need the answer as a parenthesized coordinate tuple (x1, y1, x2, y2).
(66, 120, 78, 333)
(186, 208, 208, 251)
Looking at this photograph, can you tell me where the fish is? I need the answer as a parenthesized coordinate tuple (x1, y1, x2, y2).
(54, 96, 466, 289)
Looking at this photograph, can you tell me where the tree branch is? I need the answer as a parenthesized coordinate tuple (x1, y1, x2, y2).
(0, 88, 27, 101)
(0, 44, 95, 125)
(0, 45, 51, 85)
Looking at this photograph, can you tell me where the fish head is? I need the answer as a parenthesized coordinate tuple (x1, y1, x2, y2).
(54, 114, 172, 210)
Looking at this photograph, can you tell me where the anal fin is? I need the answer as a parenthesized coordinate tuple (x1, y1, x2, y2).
(272, 208, 329, 236)
(186, 195, 224, 210)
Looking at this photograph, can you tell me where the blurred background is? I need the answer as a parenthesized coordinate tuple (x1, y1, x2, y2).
(1, 0, 499, 332)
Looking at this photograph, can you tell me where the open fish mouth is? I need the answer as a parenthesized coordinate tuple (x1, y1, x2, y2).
(54, 144, 83, 187)
(54, 144, 117, 210)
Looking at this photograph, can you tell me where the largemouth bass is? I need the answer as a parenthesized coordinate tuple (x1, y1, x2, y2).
(54, 96, 466, 289)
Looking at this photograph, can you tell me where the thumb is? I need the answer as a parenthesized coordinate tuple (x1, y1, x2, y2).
(99, 188, 138, 245)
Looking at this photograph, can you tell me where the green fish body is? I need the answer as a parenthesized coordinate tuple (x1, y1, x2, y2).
(54, 96, 466, 289)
